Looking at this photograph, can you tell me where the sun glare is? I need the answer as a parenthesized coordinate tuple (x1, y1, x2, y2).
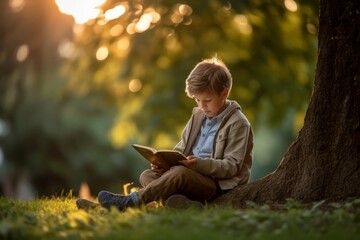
(284, 0, 298, 12)
(9, 0, 26, 12)
(55, 0, 106, 24)
(96, 46, 109, 61)
(104, 5, 126, 21)
(136, 13, 153, 32)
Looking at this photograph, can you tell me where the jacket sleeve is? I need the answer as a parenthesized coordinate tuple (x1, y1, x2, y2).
(195, 119, 252, 179)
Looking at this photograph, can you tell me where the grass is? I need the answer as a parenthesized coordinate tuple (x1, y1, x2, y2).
(1, 194, 360, 240)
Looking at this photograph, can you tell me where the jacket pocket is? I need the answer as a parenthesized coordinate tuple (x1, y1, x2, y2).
(214, 134, 227, 158)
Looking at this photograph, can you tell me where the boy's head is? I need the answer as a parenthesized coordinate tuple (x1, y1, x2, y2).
(185, 57, 232, 98)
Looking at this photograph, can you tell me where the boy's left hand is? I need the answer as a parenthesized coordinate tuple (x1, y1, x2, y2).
(180, 155, 197, 170)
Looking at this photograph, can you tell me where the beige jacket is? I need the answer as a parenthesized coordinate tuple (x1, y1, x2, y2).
(174, 100, 253, 190)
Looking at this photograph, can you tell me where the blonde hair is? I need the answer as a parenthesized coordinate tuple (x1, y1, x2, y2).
(185, 57, 232, 97)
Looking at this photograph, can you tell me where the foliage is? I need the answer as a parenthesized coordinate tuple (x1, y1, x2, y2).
(0, 72, 146, 195)
(67, 0, 318, 147)
(0, 0, 318, 196)
(1, 196, 360, 239)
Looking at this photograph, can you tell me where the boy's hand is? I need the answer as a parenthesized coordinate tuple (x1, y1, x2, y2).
(151, 164, 165, 173)
(180, 155, 197, 170)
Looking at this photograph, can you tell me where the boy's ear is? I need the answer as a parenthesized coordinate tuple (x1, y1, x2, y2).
(221, 88, 229, 98)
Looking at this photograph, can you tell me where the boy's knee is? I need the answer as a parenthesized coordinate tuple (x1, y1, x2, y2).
(139, 169, 157, 187)
(169, 165, 193, 177)
(140, 169, 153, 177)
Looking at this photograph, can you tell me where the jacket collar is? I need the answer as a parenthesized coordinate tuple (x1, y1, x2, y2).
(183, 100, 241, 156)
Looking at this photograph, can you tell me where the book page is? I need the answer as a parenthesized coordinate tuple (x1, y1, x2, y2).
(132, 144, 188, 170)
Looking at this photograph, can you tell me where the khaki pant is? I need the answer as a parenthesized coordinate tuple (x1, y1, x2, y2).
(137, 166, 218, 204)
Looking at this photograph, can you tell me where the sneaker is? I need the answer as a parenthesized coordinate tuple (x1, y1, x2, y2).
(165, 194, 205, 209)
(76, 198, 100, 210)
(97, 190, 135, 211)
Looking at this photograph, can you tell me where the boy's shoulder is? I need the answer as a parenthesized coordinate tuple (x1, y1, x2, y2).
(224, 101, 252, 126)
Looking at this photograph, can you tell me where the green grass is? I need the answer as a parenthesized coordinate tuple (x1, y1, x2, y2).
(1, 195, 360, 240)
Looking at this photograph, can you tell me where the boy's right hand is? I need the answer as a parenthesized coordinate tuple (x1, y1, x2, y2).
(151, 164, 165, 173)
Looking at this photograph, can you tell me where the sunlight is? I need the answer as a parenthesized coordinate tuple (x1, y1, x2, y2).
(306, 23, 317, 34)
(129, 79, 142, 93)
(109, 24, 124, 37)
(67, 211, 90, 228)
(104, 4, 126, 21)
(110, 121, 137, 148)
(153, 133, 175, 149)
(55, 0, 106, 24)
(170, 12, 183, 24)
(169, 4, 192, 24)
(135, 9, 161, 33)
(16, 44, 29, 62)
(178, 4, 192, 16)
(72, 24, 85, 34)
(135, 13, 152, 32)
(58, 39, 77, 59)
(96, 46, 109, 61)
(146, 8, 161, 23)
(233, 14, 253, 35)
(79, 182, 93, 200)
(117, 37, 130, 51)
(284, 0, 298, 12)
(9, 0, 26, 12)
(126, 23, 137, 34)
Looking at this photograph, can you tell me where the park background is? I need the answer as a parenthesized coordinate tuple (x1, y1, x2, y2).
(0, 0, 318, 199)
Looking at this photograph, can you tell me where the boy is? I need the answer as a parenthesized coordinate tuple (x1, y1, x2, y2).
(77, 57, 253, 210)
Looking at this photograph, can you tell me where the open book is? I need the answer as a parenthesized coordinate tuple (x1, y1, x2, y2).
(132, 144, 186, 170)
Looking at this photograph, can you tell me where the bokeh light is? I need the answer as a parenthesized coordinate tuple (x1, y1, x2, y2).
(58, 39, 77, 59)
(284, 0, 298, 12)
(16, 44, 29, 62)
(126, 22, 137, 35)
(146, 9, 161, 23)
(72, 24, 85, 34)
(129, 79, 142, 93)
(104, 4, 126, 21)
(306, 23, 317, 34)
(9, 0, 26, 12)
(96, 46, 109, 61)
(55, 0, 106, 24)
(233, 14, 253, 35)
(110, 24, 124, 37)
(178, 4, 192, 16)
(117, 37, 130, 51)
(135, 13, 152, 32)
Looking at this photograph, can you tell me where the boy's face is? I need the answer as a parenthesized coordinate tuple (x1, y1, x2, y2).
(193, 89, 229, 118)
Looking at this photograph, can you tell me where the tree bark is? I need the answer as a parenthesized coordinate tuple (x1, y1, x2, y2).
(214, 0, 360, 206)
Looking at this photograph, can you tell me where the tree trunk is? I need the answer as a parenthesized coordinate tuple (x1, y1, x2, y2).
(214, 0, 360, 206)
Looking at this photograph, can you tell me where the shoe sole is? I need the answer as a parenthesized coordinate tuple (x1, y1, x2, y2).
(76, 198, 99, 210)
(165, 194, 204, 209)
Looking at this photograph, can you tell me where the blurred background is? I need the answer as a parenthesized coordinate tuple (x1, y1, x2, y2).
(0, 0, 318, 199)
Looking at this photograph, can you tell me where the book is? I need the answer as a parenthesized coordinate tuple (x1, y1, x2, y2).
(132, 144, 186, 170)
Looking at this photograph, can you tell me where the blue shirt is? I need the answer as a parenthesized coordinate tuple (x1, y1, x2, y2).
(192, 101, 232, 158)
